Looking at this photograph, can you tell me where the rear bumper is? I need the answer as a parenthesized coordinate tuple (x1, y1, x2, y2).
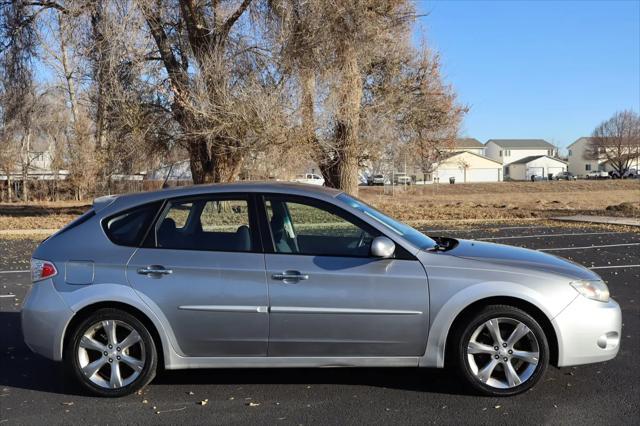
(553, 296, 621, 367)
(21, 279, 73, 361)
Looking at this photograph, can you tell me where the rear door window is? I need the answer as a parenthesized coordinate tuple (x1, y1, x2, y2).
(153, 196, 255, 252)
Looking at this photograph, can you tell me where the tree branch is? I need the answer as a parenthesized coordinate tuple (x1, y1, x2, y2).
(220, 0, 251, 37)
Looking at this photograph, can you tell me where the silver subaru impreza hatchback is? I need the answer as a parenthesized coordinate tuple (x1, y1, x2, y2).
(22, 183, 621, 397)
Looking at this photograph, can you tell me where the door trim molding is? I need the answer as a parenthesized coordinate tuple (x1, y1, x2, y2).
(270, 306, 423, 315)
(178, 305, 422, 315)
(178, 305, 268, 313)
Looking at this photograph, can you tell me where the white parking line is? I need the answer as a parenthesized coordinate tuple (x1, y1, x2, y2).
(590, 265, 640, 270)
(0, 270, 29, 274)
(480, 232, 626, 241)
(426, 226, 548, 233)
(540, 243, 640, 252)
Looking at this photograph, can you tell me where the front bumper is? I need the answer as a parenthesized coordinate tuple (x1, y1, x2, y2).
(553, 296, 621, 367)
(21, 279, 73, 361)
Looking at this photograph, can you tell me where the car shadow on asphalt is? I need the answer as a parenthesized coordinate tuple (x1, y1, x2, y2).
(1, 311, 472, 397)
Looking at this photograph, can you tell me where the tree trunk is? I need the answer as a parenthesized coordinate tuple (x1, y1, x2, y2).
(300, 68, 316, 147)
(58, 13, 79, 127)
(330, 43, 362, 195)
(188, 139, 213, 184)
(301, 68, 342, 187)
(187, 137, 244, 184)
(91, 1, 108, 152)
(21, 129, 31, 202)
(6, 175, 12, 201)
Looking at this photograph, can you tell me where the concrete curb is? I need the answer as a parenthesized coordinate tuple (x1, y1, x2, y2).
(551, 215, 640, 227)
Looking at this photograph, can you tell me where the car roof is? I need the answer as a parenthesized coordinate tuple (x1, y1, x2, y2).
(98, 181, 343, 213)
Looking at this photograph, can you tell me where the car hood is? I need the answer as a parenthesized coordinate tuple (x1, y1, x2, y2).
(437, 239, 599, 281)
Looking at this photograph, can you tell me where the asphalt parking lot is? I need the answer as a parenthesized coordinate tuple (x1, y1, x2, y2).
(1, 223, 639, 425)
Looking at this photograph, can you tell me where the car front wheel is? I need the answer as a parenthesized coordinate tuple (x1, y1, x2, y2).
(65, 308, 158, 397)
(452, 305, 549, 396)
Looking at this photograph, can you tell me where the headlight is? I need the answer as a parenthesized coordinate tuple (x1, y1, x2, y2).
(570, 280, 610, 302)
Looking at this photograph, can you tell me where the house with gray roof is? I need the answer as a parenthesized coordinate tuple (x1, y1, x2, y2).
(506, 155, 567, 180)
(450, 138, 485, 156)
(484, 139, 558, 179)
(567, 137, 640, 177)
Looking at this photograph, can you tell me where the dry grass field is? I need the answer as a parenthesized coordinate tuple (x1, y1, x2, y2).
(0, 180, 638, 235)
(359, 179, 640, 222)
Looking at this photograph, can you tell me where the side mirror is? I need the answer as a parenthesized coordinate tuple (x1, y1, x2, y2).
(370, 236, 395, 258)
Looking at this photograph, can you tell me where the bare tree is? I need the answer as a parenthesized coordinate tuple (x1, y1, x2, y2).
(137, 0, 285, 184)
(0, 0, 39, 200)
(402, 47, 466, 179)
(587, 110, 640, 176)
(6, 0, 466, 200)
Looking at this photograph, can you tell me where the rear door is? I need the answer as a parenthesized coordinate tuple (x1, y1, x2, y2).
(259, 194, 429, 357)
(126, 193, 268, 357)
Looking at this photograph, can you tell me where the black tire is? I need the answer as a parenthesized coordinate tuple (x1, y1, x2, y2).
(65, 308, 158, 397)
(450, 305, 549, 397)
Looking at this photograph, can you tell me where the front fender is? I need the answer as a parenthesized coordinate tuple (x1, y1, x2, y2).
(419, 281, 577, 368)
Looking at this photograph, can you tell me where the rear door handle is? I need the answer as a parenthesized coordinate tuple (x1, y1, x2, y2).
(271, 271, 309, 283)
(138, 265, 173, 276)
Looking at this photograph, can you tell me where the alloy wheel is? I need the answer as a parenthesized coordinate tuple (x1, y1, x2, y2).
(466, 317, 540, 389)
(77, 320, 146, 389)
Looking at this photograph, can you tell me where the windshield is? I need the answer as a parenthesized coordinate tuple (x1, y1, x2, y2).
(337, 193, 438, 250)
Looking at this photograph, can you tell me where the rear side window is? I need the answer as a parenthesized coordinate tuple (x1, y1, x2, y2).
(104, 202, 161, 247)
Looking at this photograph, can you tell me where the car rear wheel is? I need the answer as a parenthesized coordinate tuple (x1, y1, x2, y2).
(452, 305, 549, 396)
(65, 308, 157, 397)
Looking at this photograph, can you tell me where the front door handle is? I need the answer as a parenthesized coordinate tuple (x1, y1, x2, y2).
(271, 270, 309, 283)
(138, 265, 173, 277)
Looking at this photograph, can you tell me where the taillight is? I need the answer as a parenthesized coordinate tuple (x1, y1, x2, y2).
(31, 258, 58, 282)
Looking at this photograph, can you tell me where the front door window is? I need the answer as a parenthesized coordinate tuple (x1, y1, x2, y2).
(264, 197, 376, 257)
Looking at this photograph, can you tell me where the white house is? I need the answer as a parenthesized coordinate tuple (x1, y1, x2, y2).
(485, 139, 557, 163)
(567, 137, 640, 177)
(0, 143, 70, 181)
(449, 138, 485, 156)
(506, 155, 567, 180)
(423, 151, 503, 183)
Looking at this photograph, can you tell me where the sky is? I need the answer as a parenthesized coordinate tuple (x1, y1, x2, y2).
(413, 0, 640, 150)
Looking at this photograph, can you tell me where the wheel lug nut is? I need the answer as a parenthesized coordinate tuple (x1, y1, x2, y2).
(502, 343, 507, 348)
(508, 350, 513, 354)
(108, 358, 113, 363)
(116, 356, 121, 360)
(494, 354, 499, 359)
(108, 344, 113, 349)
(116, 347, 121, 352)
(503, 357, 508, 362)
(103, 351, 108, 356)
(494, 346, 499, 351)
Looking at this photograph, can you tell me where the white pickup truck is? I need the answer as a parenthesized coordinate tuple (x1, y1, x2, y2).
(586, 170, 610, 179)
(393, 173, 412, 185)
(293, 173, 325, 186)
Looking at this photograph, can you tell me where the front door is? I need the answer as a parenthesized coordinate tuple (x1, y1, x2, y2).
(260, 195, 429, 357)
(127, 194, 268, 357)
